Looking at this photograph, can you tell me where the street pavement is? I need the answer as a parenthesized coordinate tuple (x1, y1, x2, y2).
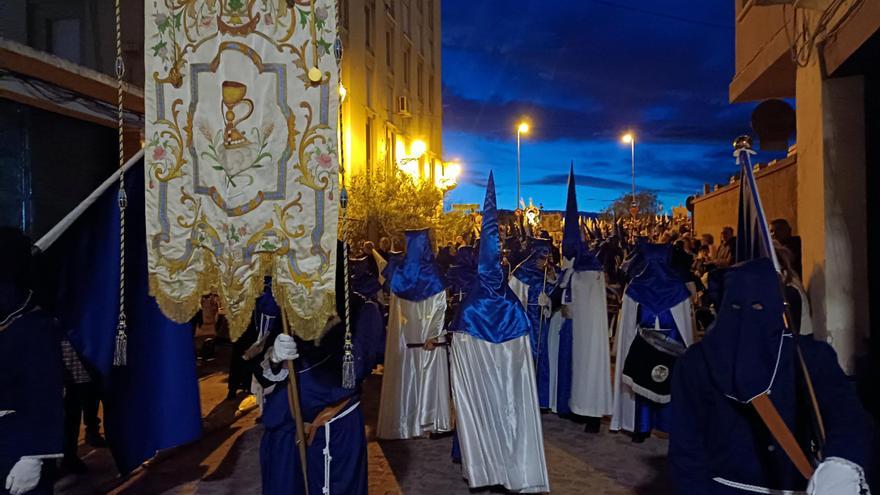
(58, 343, 671, 494)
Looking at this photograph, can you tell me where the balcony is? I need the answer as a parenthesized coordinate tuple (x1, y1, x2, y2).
(729, 0, 796, 103)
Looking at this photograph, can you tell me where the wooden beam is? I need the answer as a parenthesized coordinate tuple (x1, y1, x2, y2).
(0, 40, 145, 115)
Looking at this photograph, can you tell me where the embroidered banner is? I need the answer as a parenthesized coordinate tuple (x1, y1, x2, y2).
(144, 0, 339, 340)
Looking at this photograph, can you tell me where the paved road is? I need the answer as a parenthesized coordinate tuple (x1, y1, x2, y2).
(58, 344, 671, 494)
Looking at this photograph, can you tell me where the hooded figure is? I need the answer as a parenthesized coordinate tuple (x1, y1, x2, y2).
(669, 258, 872, 494)
(350, 257, 382, 301)
(0, 228, 63, 495)
(611, 243, 694, 439)
(509, 236, 558, 408)
(446, 246, 477, 303)
(552, 167, 613, 428)
(449, 172, 550, 493)
(377, 229, 452, 439)
(257, 245, 385, 495)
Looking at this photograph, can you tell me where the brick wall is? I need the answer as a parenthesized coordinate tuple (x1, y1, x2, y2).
(692, 154, 798, 241)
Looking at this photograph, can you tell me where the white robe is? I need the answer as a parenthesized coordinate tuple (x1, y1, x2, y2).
(451, 332, 550, 493)
(566, 270, 613, 418)
(610, 294, 694, 433)
(377, 291, 452, 439)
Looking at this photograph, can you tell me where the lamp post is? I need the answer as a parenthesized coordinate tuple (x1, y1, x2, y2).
(621, 132, 636, 216)
(516, 121, 529, 207)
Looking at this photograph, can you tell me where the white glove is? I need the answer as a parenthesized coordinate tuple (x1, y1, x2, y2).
(5, 458, 41, 495)
(271, 334, 299, 363)
(807, 457, 870, 495)
(537, 292, 551, 308)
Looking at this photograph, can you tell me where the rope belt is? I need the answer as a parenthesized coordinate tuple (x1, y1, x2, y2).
(321, 400, 361, 494)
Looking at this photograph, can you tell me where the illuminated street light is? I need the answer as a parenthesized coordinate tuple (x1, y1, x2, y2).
(410, 139, 427, 158)
(621, 132, 637, 216)
(397, 139, 428, 180)
(438, 161, 462, 191)
(516, 120, 530, 207)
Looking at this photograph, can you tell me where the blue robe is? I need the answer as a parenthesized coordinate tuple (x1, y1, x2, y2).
(670, 333, 872, 493)
(633, 306, 683, 434)
(510, 267, 558, 409)
(258, 293, 383, 495)
(669, 259, 872, 493)
(0, 296, 63, 495)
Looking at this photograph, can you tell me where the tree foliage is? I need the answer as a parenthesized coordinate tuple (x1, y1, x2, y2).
(600, 190, 661, 220)
(343, 168, 475, 248)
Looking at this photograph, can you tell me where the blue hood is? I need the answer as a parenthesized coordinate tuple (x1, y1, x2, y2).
(389, 229, 445, 301)
(625, 243, 690, 315)
(452, 172, 531, 343)
(562, 164, 602, 271)
(700, 258, 787, 403)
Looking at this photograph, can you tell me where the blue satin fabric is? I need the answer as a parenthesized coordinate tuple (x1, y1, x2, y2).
(555, 318, 574, 416)
(350, 257, 382, 299)
(511, 238, 558, 407)
(446, 246, 477, 298)
(381, 251, 404, 293)
(625, 243, 690, 316)
(452, 171, 532, 344)
(562, 166, 602, 272)
(389, 229, 445, 301)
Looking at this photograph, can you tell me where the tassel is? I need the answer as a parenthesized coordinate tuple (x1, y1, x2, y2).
(113, 317, 128, 367)
(341, 355, 355, 389)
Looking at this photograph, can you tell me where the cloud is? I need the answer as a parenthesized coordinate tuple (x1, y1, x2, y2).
(523, 173, 632, 190)
(439, 1, 776, 210)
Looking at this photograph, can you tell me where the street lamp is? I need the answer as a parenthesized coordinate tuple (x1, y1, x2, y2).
(438, 161, 462, 191)
(516, 121, 530, 207)
(621, 132, 636, 216)
(397, 139, 427, 179)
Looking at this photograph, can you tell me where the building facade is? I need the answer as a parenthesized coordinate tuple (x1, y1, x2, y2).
(339, 0, 444, 184)
(1, 0, 443, 237)
(730, 0, 879, 380)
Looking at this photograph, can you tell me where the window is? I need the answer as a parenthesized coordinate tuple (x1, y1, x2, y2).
(427, 0, 434, 30)
(385, 28, 394, 70)
(387, 85, 394, 115)
(385, 127, 395, 172)
(384, 0, 395, 19)
(366, 69, 373, 108)
(402, 1, 411, 37)
(365, 3, 374, 51)
(417, 61, 423, 99)
(403, 46, 410, 85)
(365, 118, 373, 175)
(428, 75, 434, 111)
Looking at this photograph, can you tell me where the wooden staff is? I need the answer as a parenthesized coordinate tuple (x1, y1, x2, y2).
(280, 306, 309, 494)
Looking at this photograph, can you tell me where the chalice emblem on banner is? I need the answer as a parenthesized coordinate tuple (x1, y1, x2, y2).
(222, 81, 254, 149)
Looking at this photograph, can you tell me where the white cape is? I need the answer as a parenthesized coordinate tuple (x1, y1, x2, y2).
(567, 270, 613, 417)
(451, 332, 550, 493)
(610, 294, 694, 432)
(377, 291, 452, 439)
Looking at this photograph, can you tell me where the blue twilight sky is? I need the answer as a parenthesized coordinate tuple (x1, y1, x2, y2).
(440, 0, 769, 213)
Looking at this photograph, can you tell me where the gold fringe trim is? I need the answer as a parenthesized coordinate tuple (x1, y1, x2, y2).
(149, 259, 337, 342)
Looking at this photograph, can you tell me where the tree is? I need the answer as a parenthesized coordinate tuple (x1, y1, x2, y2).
(343, 168, 474, 249)
(601, 190, 661, 220)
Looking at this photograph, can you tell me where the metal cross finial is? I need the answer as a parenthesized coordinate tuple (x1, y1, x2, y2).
(733, 135, 753, 151)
